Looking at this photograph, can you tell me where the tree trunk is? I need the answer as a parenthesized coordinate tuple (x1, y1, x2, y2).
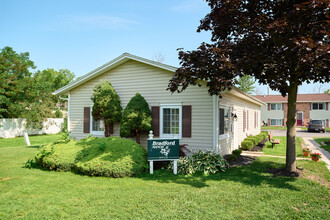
(136, 130, 140, 144)
(286, 83, 298, 172)
(104, 122, 111, 137)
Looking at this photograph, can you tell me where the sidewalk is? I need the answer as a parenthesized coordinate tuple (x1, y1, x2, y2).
(302, 137, 330, 171)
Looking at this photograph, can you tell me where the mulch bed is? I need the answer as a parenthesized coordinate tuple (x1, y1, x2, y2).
(224, 155, 257, 167)
(251, 139, 268, 152)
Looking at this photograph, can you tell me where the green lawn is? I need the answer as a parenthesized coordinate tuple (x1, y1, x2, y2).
(263, 136, 304, 157)
(261, 126, 287, 130)
(0, 133, 62, 148)
(314, 137, 330, 153)
(0, 135, 329, 219)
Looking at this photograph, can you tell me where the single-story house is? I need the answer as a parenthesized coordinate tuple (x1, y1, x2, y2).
(53, 53, 265, 155)
(254, 94, 330, 127)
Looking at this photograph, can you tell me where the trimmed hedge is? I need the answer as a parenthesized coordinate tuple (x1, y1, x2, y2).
(240, 131, 269, 151)
(241, 140, 254, 150)
(232, 149, 242, 157)
(35, 136, 147, 178)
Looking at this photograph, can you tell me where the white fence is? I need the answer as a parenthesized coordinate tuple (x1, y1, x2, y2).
(0, 118, 64, 138)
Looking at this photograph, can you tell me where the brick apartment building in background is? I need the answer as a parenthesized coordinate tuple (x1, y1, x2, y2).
(254, 94, 330, 127)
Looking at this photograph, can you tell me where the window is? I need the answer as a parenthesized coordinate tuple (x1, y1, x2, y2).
(271, 119, 282, 126)
(90, 110, 105, 135)
(270, 103, 282, 110)
(160, 105, 182, 138)
(312, 103, 325, 110)
(219, 106, 230, 139)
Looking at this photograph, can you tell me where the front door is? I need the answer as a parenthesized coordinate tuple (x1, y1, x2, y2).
(297, 112, 303, 126)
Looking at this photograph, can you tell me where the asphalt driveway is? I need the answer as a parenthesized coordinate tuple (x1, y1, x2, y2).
(264, 129, 330, 138)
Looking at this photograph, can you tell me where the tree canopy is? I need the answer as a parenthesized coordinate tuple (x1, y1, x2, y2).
(91, 81, 122, 137)
(168, 0, 329, 172)
(0, 46, 75, 128)
(236, 75, 255, 94)
(120, 93, 152, 144)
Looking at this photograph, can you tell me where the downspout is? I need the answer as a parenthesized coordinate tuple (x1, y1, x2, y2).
(213, 95, 219, 153)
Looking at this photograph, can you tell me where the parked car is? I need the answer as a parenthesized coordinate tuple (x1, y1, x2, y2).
(307, 120, 325, 133)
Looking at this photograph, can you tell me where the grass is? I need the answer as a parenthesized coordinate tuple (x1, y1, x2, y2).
(313, 137, 330, 153)
(0, 135, 329, 219)
(0, 133, 62, 148)
(262, 126, 287, 130)
(263, 136, 304, 157)
(261, 126, 330, 131)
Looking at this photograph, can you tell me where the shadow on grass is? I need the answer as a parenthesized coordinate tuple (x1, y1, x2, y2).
(25, 145, 42, 149)
(137, 160, 300, 191)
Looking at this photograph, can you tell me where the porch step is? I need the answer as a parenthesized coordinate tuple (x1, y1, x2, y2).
(241, 151, 264, 155)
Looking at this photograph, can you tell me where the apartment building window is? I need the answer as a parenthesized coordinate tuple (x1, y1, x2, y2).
(270, 119, 283, 126)
(311, 103, 325, 110)
(270, 103, 282, 110)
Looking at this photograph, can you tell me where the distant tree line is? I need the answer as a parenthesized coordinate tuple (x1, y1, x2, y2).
(0, 46, 75, 128)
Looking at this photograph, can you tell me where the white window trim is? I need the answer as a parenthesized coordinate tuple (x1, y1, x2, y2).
(311, 102, 325, 110)
(160, 104, 182, 139)
(219, 105, 231, 140)
(90, 107, 105, 136)
(270, 118, 283, 126)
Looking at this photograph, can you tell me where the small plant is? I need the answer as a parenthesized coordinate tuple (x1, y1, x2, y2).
(227, 154, 238, 161)
(310, 152, 322, 158)
(98, 142, 106, 151)
(24, 159, 36, 169)
(169, 151, 229, 175)
(232, 149, 242, 157)
(302, 148, 311, 153)
(241, 140, 254, 150)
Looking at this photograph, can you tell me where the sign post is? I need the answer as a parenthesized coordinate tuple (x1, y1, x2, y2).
(148, 131, 179, 175)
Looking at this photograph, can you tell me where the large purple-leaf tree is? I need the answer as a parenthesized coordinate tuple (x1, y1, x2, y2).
(168, 0, 329, 172)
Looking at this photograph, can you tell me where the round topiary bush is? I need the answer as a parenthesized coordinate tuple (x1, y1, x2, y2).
(241, 140, 254, 150)
(35, 136, 147, 177)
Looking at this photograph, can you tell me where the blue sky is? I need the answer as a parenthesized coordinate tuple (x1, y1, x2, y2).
(1, 0, 329, 95)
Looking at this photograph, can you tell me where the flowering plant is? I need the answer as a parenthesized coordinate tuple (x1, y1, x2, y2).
(302, 148, 311, 153)
(310, 152, 322, 158)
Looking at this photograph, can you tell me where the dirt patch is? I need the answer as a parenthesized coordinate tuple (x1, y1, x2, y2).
(0, 177, 12, 181)
(267, 167, 303, 177)
(301, 173, 330, 187)
(225, 155, 257, 167)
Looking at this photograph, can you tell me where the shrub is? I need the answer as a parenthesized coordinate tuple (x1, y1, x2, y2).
(169, 151, 230, 175)
(120, 93, 152, 144)
(241, 140, 254, 150)
(232, 149, 242, 157)
(261, 131, 268, 139)
(35, 137, 147, 177)
(227, 154, 238, 161)
(245, 136, 258, 145)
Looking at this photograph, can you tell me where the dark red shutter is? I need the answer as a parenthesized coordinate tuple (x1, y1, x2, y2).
(83, 107, 90, 133)
(268, 118, 270, 126)
(282, 119, 284, 126)
(326, 119, 329, 127)
(182, 105, 192, 138)
(151, 106, 160, 137)
(282, 103, 284, 110)
(268, 104, 270, 111)
(326, 103, 328, 111)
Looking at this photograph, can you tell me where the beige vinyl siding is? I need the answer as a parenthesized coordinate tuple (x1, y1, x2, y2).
(218, 93, 261, 155)
(69, 60, 213, 150)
